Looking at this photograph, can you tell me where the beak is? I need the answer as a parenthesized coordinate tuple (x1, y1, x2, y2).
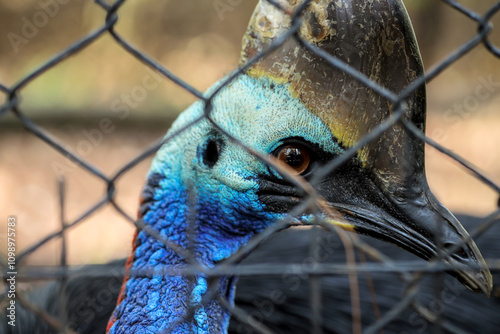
(317, 168, 493, 296)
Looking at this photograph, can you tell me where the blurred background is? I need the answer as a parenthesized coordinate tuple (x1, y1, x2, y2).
(0, 0, 499, 266)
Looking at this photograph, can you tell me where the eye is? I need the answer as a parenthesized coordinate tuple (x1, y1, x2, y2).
(202, 139, 221, 168)
(273, 144, 311, 175)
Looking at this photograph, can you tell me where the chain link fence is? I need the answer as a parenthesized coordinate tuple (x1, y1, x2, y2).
(1, 0, 500, 333)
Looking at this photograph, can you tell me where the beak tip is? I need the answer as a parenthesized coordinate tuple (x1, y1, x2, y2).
(460, 269, 493, 297)
(480, 273, 494, 298)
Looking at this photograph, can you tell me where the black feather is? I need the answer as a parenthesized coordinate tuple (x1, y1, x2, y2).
(2, 215, 498, 334)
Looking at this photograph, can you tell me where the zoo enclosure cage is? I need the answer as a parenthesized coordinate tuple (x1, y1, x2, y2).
(1, 0, 500, 333)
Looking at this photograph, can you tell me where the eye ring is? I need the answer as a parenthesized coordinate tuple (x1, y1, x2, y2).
(273, 144, 311, 175)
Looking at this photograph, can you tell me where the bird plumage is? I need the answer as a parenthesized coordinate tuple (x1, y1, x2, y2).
(3, 215, 498, 334)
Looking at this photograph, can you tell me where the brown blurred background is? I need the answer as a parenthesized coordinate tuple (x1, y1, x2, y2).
(0, 0, 499, 266)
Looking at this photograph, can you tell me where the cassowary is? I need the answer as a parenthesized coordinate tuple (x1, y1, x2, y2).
(3, 0, 495, 333)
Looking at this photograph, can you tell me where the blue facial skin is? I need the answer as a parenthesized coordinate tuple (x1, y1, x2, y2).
(107, 74, 343, 334)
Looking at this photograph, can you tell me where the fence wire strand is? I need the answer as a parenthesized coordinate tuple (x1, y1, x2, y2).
(1, 0, 500, 333)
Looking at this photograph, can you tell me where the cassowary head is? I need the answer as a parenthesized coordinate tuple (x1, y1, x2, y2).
(107, 0, 492, 333)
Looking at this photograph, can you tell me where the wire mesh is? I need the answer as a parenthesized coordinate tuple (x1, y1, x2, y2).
(1, 0, 500, 333)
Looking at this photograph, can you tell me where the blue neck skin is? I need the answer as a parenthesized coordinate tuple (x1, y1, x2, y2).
(107, 173, 271, 334)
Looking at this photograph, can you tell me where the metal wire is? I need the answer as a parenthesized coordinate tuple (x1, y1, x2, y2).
(1, 0, 500, 333)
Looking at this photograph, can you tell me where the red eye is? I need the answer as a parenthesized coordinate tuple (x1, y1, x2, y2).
(275, 145, 311, 175)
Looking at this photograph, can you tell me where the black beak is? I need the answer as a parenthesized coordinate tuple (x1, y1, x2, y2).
(316, 163, 493, 296)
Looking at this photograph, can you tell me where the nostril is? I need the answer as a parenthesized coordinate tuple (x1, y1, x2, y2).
(444, 243, 468, 259)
